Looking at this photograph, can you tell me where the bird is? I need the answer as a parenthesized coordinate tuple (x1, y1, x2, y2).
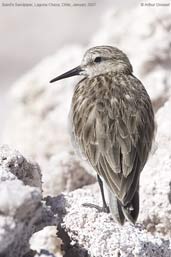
(50, 45, 155, 225)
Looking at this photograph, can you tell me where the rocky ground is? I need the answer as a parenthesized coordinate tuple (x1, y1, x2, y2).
(0, 5, 171, 257)
(0, 145, 171, 257)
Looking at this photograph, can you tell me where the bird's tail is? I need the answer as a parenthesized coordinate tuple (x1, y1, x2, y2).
(108, 189, 139, 225)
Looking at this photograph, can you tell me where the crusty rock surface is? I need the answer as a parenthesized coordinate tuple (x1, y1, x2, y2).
(139, 98, 171, 236)
(30, 226, 63, 257)
(0, 140, 171, 257)
(34, 251, 56, 257)
(0, 145, 42, 190)
(0, 146, 43, 257)
(0, 145, 67, 257)
(0, 180, 42, 257)
(43, 152, 95, 196)
(54, 187, 171, 257)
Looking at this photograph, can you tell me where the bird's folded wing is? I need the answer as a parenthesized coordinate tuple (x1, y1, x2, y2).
(79, 103, 149, 205)
(71, 90, 153, 205)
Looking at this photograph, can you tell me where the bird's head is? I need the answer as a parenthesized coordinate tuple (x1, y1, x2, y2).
(50, 46, 133, 83)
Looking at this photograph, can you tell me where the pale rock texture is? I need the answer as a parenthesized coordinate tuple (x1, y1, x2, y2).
(34, 252, 56, 257)
(0, 166, 17, 182)
(139, 98, 171, 236)
(43, 152, 95, 196)
(0, 146, 43, 257)
(0, 145, 64, 257)
(0, 137, 171, 256)
(2, 45, 84, 167)
(30, 226, 63, 257)
(0, 145, 42, 190)
(0, 180, 42, 257)
(55, 187, 171, 257)
(91, 7, 171, 110)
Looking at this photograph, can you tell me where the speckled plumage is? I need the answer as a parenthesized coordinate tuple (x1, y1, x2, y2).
(50, 46, 155, 224)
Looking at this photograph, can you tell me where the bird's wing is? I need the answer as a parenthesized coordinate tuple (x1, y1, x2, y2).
(85, 103, 152, 205)
(71, 76, 154, 205)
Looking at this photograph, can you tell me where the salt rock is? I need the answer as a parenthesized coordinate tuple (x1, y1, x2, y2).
(139, 98, 171, 236)
(0, 145, 42, 190)
(55, 187, 171, 257)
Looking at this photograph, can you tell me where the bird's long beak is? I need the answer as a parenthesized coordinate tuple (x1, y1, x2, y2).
(50, 65, 83, 83)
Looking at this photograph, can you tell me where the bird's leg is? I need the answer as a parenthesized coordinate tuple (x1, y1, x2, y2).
(97, 175, 110, 213)
(82, 174, 110, 213)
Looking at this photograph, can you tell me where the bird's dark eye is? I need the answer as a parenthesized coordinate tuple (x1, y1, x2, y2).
(94, 56, 102, 63)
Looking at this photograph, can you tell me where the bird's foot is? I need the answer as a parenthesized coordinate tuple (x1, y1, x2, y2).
(82, 203, 110, 213)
